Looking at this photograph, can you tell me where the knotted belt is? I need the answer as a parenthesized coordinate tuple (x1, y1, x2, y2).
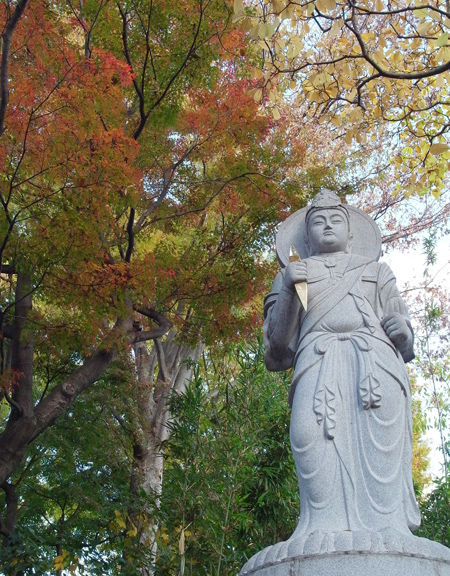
(312, 330, 381, 440)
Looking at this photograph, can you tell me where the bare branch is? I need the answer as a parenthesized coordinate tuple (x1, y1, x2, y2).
(346, 1, 450, 81)
(347, 1, 449, 19)
(133, 306, 172, 342)
(117, 3, 148, 138)
(125, 207, 135, 262)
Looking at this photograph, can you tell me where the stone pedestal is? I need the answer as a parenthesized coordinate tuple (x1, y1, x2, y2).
(243, 551, 450, 576)
(239, 529, 450, 576)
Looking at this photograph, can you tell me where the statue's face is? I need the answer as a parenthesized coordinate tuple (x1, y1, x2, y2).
(307, 208, 350, 255)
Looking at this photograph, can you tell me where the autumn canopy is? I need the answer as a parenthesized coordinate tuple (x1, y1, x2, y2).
(0, 0, 448, 573)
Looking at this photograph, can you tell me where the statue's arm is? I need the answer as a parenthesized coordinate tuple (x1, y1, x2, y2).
(263, 269, 302, 371)
(378, 263, 414, 363)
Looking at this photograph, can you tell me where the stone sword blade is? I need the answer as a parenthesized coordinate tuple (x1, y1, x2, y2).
(289, 244, 308, 311)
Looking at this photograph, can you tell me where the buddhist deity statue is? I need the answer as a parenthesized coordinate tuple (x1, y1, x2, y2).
(240, 190, 450, 576)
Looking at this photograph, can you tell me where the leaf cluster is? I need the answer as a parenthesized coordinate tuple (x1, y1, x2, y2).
(234, 0, 449, 196)
(156, 337, 298, 575)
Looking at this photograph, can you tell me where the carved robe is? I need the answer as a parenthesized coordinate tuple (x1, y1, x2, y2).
(264, 253, 420, 537)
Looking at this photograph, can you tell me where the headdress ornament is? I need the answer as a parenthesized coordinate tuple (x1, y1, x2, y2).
(305, 189, 349, 224)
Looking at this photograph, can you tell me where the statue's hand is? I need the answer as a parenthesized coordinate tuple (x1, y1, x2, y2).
(381, 313, 412, 349)
(284, 261, 307, 290)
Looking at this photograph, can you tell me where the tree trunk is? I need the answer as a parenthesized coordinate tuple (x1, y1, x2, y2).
(128, 332, 204, 575)
(0, 274, 124, 538)
(0, 272, 34, 543)
(0, 481, 18, 545)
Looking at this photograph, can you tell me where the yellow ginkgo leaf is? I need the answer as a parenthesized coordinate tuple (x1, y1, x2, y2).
(234, 0, 244, 15)
(253, 88, 262, 102)
(272, 0, 285, 13)
(316, 0, 336, 12)
(429, 143, 449, 155)
(436, 33, 448, 47)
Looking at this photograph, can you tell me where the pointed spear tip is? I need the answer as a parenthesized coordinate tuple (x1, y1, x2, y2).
(289, 244, 300, 263)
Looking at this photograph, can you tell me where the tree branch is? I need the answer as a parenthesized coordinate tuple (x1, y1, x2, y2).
(33, 348, 115, 438)
(117, 3, 149, 139)
(149, 171, 276, 223)
(134, 133, 208, 232)
(153, 339, 169, 382)
(347, 1, 450, 80)
(125, 207, 135, 262)
(0, 0, 30, 135)
(347, 1, 449, 19)
(0, 324, 14, 339)
(3, 390, 23, 416)
(146, 0, 206, 117)
(0, 481, 17, 538)
(132, 306, 172, 342)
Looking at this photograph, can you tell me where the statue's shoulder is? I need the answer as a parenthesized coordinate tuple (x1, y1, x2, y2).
(347, 253, 374, 267)
(341, 254, 389, 288)
(351, 256, 397, 289)
(376, 260, 397, 287)
(263, 270, 285, 317)
(267, 269, 285, 295)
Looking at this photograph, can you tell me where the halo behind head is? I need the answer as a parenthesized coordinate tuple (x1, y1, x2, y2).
(275, 193, 382, 266)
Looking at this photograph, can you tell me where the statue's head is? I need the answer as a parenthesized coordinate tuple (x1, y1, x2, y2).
(305, 189, 352, 255)
(276, 188, 381, 265)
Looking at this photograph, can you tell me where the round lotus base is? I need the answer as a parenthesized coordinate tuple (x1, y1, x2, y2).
(239, 530, 450, 576)
(240, 550, 450, 576)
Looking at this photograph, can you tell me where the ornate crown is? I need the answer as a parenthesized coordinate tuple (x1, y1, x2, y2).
(305, 189, 349, 223)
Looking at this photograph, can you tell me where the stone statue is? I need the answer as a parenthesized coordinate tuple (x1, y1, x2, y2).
(240, 190, 450, 576)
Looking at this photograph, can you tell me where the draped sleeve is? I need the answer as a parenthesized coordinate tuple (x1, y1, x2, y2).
(263, 271, 296, 371)
(377, 262, 415, 363)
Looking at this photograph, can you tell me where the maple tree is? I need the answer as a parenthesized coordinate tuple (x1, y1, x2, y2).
(0, 0, 314, 568)
(233, 0, 449, 196)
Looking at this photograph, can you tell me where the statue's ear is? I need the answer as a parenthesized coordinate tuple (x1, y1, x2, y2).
(304, 231, 311, 257)
(347, 232, 354, 252)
